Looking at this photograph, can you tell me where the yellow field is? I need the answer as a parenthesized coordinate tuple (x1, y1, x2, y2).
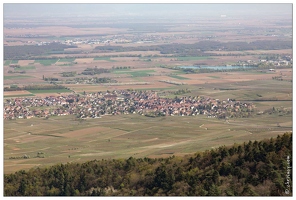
(74, 58, 94, 63)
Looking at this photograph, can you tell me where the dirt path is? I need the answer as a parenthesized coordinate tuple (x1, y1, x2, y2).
(141, 139, 191, 149)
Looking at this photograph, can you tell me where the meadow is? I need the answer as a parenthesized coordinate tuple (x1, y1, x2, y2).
(94, 57, 116, 62)
(4, 75, 33, 80)
(113, 69, 156, 77)
(14, 66, 36, 71)
(4, 60, 19, 65)
(4, 94, 35, 98)
(176, 56, 212, 61)
(57, 58, 76, 62)
(34, 59, 59, 66)
(27, 88, 72, 94)
(168, 75, 190, 80)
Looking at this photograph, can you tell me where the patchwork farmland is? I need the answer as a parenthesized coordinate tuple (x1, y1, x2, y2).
(3, 4, 292, 179)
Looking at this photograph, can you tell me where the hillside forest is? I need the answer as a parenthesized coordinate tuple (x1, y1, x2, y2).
(4, 133, 292, 196)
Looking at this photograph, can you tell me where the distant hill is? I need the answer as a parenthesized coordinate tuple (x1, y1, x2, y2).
(4, 132, 292, 196)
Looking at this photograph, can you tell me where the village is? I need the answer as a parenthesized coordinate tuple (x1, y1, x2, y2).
(5, 32, 198, 46)
(3, 90, 255, 120)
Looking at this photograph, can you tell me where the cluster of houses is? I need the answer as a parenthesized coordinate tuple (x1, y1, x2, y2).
(7, 32, 198, 47)
(238, 55, 292, 67)
(61, 34, 198, 45)
(3, 90, 255, 120)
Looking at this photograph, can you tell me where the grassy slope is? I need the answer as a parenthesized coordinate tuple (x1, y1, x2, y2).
(4, 111, 292, 174)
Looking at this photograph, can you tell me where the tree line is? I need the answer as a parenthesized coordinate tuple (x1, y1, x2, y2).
(4, 43, 77, 60)
(81, 67, 110, 75)
(94, 40, 292, 56)
(4, 84, 66, 92)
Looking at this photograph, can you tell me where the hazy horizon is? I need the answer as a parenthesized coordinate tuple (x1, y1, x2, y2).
(4, 3, 292, 19)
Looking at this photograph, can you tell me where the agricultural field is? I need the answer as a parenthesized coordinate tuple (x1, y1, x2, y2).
(94, 57, 117, 62)
(168, 75, 190, 80)
(3, 4, 292, 179)
(14, 66, 36, 71)
(113, 69, 156, 77)
(57, 58, 76, 62)
(3, 67, 293, 173)
(176, 56, 212, 61)
(3, 90, 35, 98)
(4, 111, 292, 174)
(34, 59, 59, 66)
(4, 75, 33, 80)
(27, 88, 72, 94)
(4, 60, 19, 65)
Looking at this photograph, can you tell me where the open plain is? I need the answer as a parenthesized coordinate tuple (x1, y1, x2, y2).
(3, 5, 292, 175)
(4, 111, 292, 174)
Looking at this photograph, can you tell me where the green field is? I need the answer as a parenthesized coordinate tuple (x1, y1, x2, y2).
(94, 57, 116, 62)
(4, 60, 19, 65)
(4, 75, 32, 80)
(48, 50, 65, 54)
(4, 60, 11, 65)
(11, 60, 19, 64)
(14, 66, 36, 71)
(35, 59, 58, 66)
(176, 56, 211, 61)
(168, 75, 190, 80)
(4, 112, 292, 174)
(58, 58, 76, 62)
(114, 70, 155, 77)
(27, 88, 72, 94)
(4, 94, 35, 98)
